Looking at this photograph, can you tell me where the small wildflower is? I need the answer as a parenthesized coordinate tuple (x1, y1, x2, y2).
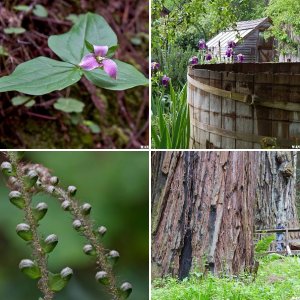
(161, 75, 170, 87)
(189, 56, 199, 65)
(198, 39, 207, 50)
(227, 40, 236, 48)
(237, 53, 244, 63)
(151, 62, 160, 70)
(79, 45, 118, 79)
(226, 48, 233, 58)
(205, 53, 212, 61)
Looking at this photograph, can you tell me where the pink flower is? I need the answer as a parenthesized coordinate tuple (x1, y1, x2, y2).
(79, 45, 118, 79)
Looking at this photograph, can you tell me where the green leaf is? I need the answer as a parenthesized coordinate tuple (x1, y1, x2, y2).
(54, 98, 85, 113)
(131, 36, 142, 46)
(48, 13, 117, 65)
(0, 57, 82, 95)
(83, 60, 148, 90)
(11, 96, 35, 107)
(66, 14, 80, 24)
(33, 4, 48, 17)
(85, 40, 94, 53)
(107, 45, 118, 57)
(13, 5, 31, 12)
(4, 27, 26, 35)
(83, 120, 101, 133)
(0, 46, 9, 56)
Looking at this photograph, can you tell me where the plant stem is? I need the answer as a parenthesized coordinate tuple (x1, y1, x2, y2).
(42, 184, 120, 299)
(7, 152, 54, 300)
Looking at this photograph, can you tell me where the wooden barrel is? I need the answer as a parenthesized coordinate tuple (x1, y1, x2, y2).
(187, 63, 300, 149)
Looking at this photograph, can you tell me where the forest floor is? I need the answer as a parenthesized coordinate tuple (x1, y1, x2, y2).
(0, 0, 148, 149)
(152, 256, 300, 300)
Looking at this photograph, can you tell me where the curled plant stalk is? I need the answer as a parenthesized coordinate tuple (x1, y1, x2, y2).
(1, 152, 73, 300)
(39, 180, 132, 300)
(1, 152, 132, 300)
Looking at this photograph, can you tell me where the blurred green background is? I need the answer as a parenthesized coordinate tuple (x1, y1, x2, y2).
(0, 151, 149, 300)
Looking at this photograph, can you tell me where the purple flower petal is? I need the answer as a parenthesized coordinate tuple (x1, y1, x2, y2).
(93, 45, 108, 57)
(79, 54, 101, 71)
(102, 59, 118, 79)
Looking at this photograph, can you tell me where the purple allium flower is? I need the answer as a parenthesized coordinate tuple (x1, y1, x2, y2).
(198, 39, 207, 50)
(162, 75, 170, 87)
(237, 53, 244, 63)
(205, 53, 212, 61)
(226, 47, 233, 58)
(227, 40, 236, 48)
(79, 45, 118, 79)
(189, 56, 199, 65)
(151, 62, 160, 70)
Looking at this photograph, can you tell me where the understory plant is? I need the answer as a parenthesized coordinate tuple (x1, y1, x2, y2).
(0, 151, 132, 300)
(0, 13, 148, 95)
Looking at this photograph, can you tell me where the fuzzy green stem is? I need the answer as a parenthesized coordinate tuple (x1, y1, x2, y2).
(7, 152, 54, 300)
(42, 184, 120, 299)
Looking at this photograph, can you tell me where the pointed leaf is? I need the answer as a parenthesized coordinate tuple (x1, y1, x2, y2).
(4, 27, 26, 34)
(13, 5, 31, 12)
(54, 98, 85, 113)
(84, 40, 94, 53)
(33, 5, 48, 18)
(66, 14, 80, 24)
(0, 57, 82, 95)
(48, 13, 117, 65)
(0, 46, 9, 56)
(83, 60, 148, 90)
(11, 96, 35, 107)
(83, 120, 100, 133)
(107, 45, 118, 57)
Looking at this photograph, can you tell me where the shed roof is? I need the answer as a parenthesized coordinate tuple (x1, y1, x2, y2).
(207, 17, 271, 49)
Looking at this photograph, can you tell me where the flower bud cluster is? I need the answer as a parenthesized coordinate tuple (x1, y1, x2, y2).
(1, 158, 72, 299)
(1, 156, 133, 299)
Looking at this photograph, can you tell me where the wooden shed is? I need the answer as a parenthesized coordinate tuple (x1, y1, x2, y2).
(207, 17, 274, 63)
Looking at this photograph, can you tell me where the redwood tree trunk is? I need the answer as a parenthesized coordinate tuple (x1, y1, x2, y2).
(151, 151, 298, 279)
(255, 151, 298, 229)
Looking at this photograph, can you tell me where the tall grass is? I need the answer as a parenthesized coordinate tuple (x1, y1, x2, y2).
(152, 83, 190, 149)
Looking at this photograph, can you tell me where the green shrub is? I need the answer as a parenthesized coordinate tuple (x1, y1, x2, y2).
(255, 234, 276, 254)
(152, 45, 195, 89)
